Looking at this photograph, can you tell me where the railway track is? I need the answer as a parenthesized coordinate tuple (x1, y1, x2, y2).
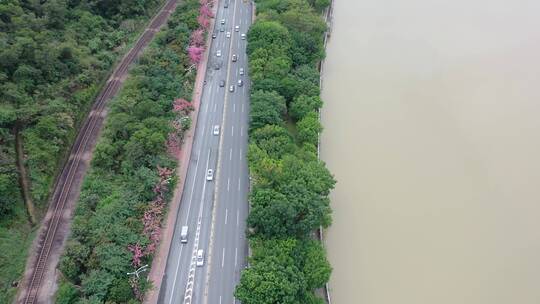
(19, 1, 179, 303)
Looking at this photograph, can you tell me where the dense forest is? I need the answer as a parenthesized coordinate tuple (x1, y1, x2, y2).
(57, 0, 204, 302)
(235, 0, 335, 303)
(0, 0, 163, 301)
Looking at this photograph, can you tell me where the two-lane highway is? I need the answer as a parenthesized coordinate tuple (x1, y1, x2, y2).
(159, 0, 252, 303)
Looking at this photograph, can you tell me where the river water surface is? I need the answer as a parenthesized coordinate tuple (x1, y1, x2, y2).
(320, 0, 540, 303)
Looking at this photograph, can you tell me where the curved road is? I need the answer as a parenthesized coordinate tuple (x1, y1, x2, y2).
(159, 0, 252, 303)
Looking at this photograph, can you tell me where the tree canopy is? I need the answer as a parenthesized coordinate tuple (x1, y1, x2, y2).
(238, 0, 334, 302)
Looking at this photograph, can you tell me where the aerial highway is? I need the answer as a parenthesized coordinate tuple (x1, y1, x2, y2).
(159, 0, 252, 303)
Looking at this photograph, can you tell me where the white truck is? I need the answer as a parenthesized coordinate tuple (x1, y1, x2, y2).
(180, 226, 188, 243)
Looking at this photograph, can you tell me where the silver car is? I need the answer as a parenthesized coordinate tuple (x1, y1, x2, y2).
(239, 68, 244, 75)
(229, 85, 235, 92)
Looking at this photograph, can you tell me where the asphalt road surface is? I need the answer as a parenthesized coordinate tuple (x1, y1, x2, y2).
(159, 1, 252, 303)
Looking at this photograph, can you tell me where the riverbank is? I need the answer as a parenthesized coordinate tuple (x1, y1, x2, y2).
(317, 0, 335, 303)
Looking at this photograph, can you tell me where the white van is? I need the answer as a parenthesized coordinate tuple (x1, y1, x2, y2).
(180, 226, 188, 243)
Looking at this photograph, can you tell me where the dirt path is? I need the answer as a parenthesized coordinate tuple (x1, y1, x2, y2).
(15, 1, 180, 303)
(14, 127, 37, 225)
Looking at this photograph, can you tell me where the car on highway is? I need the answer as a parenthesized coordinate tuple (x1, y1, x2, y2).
(220, 27, 224, 32)
(212, 32, 217, 39)
(235, 25, 239, 32)
(238, 79, 243, 87)
(216, 50, 221, 57)
(213, 125, 220, 135)
(226, 31, 231, 38)
(229, 85, 235, 92)
(241, 33, 246, 40)
(239, 68, 244, 75)
(196, 249, 205, 266)
(180, 226, 188, 243)
(206, 169, 213, 181)
(219, 80, 225, 87)
(232, 54, 237, 62)
(220, 19, 225, 25)
(224, 1, 228, 8)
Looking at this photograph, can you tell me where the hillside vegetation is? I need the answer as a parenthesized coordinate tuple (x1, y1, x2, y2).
(235, 0, 335, 303)
(0, 0, 164, 301)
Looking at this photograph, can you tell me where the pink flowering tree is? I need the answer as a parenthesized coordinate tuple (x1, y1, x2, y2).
(197, 15, 210, 29)
(200, 4, 214, 19)
(173, 98, 194, 114)
(190, 29, 205, 47)
(187, 46, 205, 65)
(128, 243, 144, 267)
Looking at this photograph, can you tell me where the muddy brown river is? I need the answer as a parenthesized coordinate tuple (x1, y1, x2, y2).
(320, 0, 540, 303)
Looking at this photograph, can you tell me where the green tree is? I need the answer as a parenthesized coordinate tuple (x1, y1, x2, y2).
(0, 172, 19, 216)
(80, 269, 114, 300)
(248, 188, 294, 237)
(56, 281, 79, 304)
(251, 125, 295, 159)
(249, 90, 287, 131)
(289, 95, 323, 121)
(108, 278, 133, 302)
(247, 20, 292, 56)
(296, 111, 322, 145)
(279, 65, 321, 101)
(235, 257, 305, 304)
(298, 240, 331, 289)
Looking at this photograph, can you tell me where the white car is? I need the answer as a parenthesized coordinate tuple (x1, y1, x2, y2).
(213, 125, 220, 135)
(241, 33, 246, 40)
(216, 50, 221, 57)
(220, 19, 225, 25)
(235, 25, 240, 32)
(196, 249, 205, 266)
(226, 31, 231, 38)
(238, 79, 243, 87)
(229, 85, 235, 92)
(206, 169, 213, 181)
(239, 68, 244, 75)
